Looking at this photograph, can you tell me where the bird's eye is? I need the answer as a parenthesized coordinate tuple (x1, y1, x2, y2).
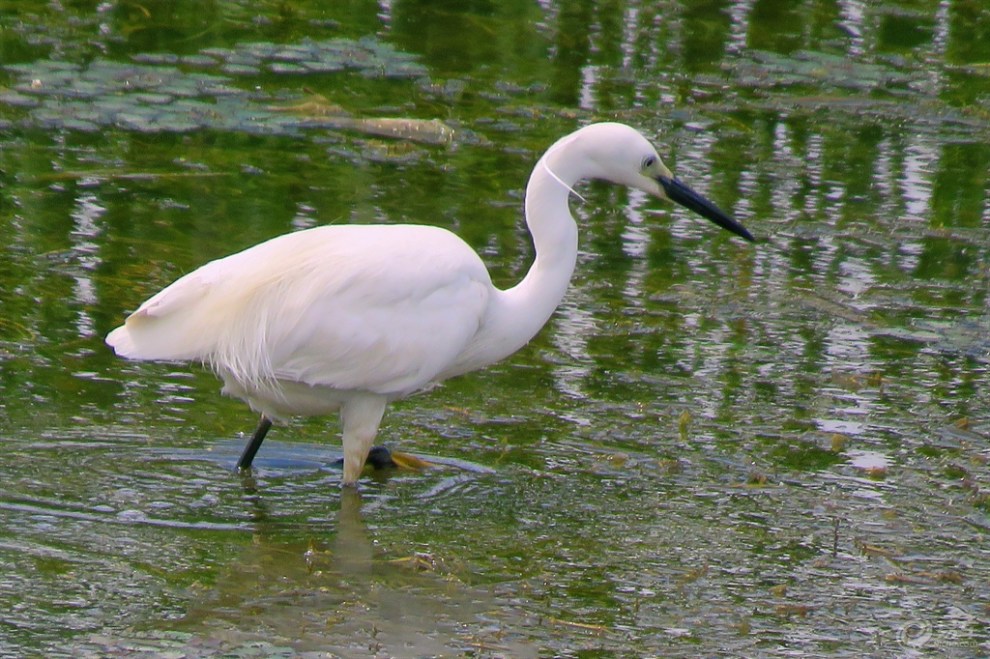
(642, 156, 656, 169)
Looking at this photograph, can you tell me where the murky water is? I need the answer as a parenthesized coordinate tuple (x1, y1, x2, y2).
(2, 1, 989, 656)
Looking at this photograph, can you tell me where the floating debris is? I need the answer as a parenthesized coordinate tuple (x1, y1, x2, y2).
(723, 49, 918, 93)
(266, 91, 349, 116)
(319, 117, 454, 145)
(1, 39, 451, 145)
(269, 92, 455, 145)
(151, 36, 429, 80)
(0, 89, 40, 108)
(829, 433, 850, 452)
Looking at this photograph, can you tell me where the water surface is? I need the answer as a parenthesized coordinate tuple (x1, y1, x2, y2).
(1, 1, 989, 656)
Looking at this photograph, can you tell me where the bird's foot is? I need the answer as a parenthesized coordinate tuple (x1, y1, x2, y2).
(366, 445, 398, 469)
(333, 445, 435, 473)
(333, 445, 396, 472)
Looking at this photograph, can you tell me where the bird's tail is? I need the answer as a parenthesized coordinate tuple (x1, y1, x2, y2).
(105, 324, 138, 358)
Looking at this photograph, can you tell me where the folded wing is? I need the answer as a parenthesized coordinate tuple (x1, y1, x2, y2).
(106, 224, 493, 396)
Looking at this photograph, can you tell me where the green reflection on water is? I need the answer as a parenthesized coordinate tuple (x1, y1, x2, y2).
(2, 0, 990, 656)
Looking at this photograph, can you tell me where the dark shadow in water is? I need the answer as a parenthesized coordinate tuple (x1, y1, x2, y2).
(166, 438, 495, 479)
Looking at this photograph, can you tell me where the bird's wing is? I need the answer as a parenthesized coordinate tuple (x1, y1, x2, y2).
(108, 225, 493, 396)
(106, 254, 240, 361)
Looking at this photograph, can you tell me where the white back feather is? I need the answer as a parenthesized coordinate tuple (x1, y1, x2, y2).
(108, 224, 493, 398)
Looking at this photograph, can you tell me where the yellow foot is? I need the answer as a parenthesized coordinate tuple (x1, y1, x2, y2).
(386, 450, 435, 471)
(348, 446, 435, 473)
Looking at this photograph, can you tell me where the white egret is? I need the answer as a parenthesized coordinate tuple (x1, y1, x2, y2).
(106, 122, 753, 485)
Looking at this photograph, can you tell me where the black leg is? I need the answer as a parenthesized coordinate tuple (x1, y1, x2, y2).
(237, 415, 272, 470)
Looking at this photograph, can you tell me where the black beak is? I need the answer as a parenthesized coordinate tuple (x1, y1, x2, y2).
(657, 175, 754, 242)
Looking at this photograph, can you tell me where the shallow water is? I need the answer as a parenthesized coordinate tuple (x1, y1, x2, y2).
(2, 1, 989, 656)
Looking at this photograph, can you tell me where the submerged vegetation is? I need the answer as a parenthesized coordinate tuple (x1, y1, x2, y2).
(1, 38, 455, 144)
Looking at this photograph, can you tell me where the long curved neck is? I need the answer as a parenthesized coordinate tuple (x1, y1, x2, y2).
(443, 137, 594, 377)
(496, 143, 584, 349)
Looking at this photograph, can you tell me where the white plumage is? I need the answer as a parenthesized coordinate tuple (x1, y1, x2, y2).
(107, 122, 753, 485)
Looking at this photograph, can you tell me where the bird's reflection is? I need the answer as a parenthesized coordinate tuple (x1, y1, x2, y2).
(330, 487, 374, 581)
(170, 477, 536, 657)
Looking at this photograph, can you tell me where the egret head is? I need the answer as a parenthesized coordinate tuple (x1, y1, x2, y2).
(573, 122, 754, 242)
